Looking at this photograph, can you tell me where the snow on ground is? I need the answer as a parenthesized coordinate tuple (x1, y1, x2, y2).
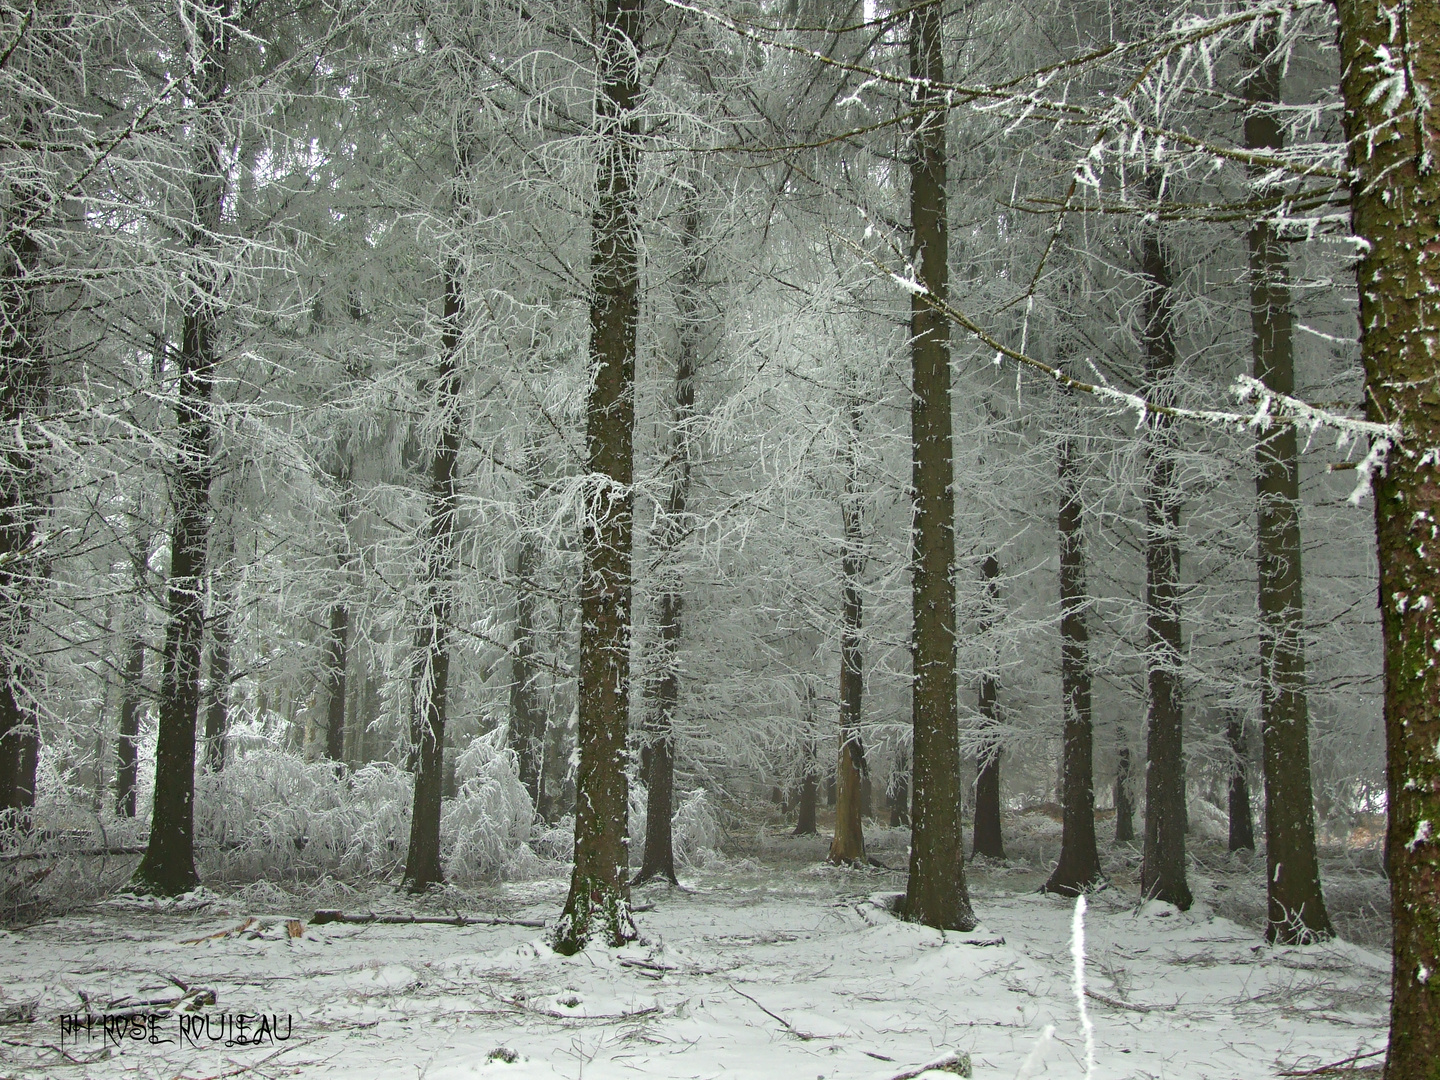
(0, 839, 1388, 1080)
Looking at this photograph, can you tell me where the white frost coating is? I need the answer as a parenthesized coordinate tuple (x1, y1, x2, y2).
(1071, 896, 1096, 1080)
(1421, 965, 1432, 985)
(1409, 820, 1432, 851)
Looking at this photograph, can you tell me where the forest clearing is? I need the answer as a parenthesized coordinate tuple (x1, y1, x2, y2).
(0, 826, 1393, 1079)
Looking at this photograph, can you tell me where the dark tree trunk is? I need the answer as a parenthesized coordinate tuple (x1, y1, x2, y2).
(402, 262, 463, 894)
(116, 537, 148, 818)
(829, 396, 867, 865)
(322, 601, 348, 764)
(794, 684, 818, 835)
(538, 708, 571, 824)
(1114, 739, 1135, 843)
(890, 743, 909, 828)
(1045, 437, 1101, 895)
(1333, 2, 1440, 1071)
(1225, 713, 1255, 852)
(1137, 211, 1192, 912)
(903, 0, 974, 932)
(509, 496, 545, 807)
(204, 525, 235, 773)
(0, 142, 50, 823)
(634, 210, 700, 887)
(972, 554, 1005, 860)
(1246, 22, 1332, 944)
(555, 0, 642, 954)
(133, 6, 229, 894)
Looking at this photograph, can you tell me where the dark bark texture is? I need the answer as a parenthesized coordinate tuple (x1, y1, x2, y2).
(794, 685, 818, 836)
(830, 395, 866, 865)
(1246, 23, 1332, 944)
(402, 263, 464, 894)
(1113, 740, 1135, 843)
(509, 463, 546, 808)
(903, 0, 974, 931)
(133, 1, 230, 895)
(1044, 437, 1101, 895)
(972, 554, 1005, 860)
(1138, 218, 1191, 911)
(1333, 1, 1440, 1074)
(556, 0, 643, 953)
(1225, 713, 1255, 853)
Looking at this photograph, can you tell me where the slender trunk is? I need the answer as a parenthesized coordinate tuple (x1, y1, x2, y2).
(1138, 215, 1192, 911)
(402, 262, 463, 894)
(634, 211, 700, 886)
(538, 708, 570, 824)
(1334, 1, 1440, 1071)
(890, 743, 909, 828)
(556, 0, 642, 953)
(322, 602, 347, 764)
(204, 527, 235, 773)
(0, 148, 50, 823)
(116, 537, 148, 818)
(1045, 438, 1101, 894)
(1226, 713, 1255, 852)
(829, 396, 867, 865)
(972, 554, 1005, 859)
(794, 684, 819, 835)
(1114, 739, 1135, 842)
(1246, 22, 1332, 944)
(509, 499, 545, 805)
(903, 0, 974, 931)
(133, 4, 230, 894)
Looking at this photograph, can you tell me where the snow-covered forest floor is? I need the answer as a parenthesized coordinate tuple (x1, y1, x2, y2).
(0, 823, 1389, 1079)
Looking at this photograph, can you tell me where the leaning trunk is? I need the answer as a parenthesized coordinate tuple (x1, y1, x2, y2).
(555, 0, 643, 953)
(903, 0, 975, 931)
(1246, 21, 1332, 944)
(1333, 2, 1440, 1074)
(402, 262, 464, 894)
(1045, 436, 1101, 894)
(1137, 214, 1192, 911)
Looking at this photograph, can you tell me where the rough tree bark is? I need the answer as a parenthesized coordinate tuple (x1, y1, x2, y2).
(1044, 435, 1101, 895)
(133, 0, 230, 895)
(554, 0, 642, 953)
(634, 207, 702, 887)
(115, 529, 148, 818)
(830, 394, 867, 865)
(204, 520, 235, 773)
(1332, 0, 1440, 1073)
(903, 0, 975, 931)
(972, 553, 1005, 860)
(1137, 211, 1192, 912)
(401, 261, 463, 894)
(322, 449, 355, 766)
(1225, 713, 1255, 852)
(1246, 20, 1332, 944)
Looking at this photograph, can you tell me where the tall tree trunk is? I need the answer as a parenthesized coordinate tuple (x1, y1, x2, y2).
(1137, 213, 1192, 911)
(1333, 1, 1440, 1072)
(204, 525, 235, 773)
(829, 396, 867, 865)
(509, 460, 546, 807)
(402, 262, 463, 894)
(0, 135, 50, 823)
(793, 683, 819, 835)
(116, 533, 148, 818)
(634, 210, 701, 886)
(972, 554, 1005, 859)
(1246, 22, 1332, 944)
(1113, 737, 1135, 842)
(133, 2, 230, 895)
(903, 0, 975, 931)
(1225, 713, 1255, 852)
(555, 0, 642, 954)
(890, 742, 910, 828)
(322, 452, 354, 766)
(1045, 437, 1101, 894)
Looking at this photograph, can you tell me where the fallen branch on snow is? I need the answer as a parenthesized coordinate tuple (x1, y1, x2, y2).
(311, 909, 546, 929)
(1277, 1049, 1386, 1076)
(888, 1051, 973, 1079)
(729, 984, 816, 1040)
(1084, 988, 1176, 1013)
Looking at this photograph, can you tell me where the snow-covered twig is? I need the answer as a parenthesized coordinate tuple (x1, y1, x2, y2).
(1072, 896, 1096, 1080)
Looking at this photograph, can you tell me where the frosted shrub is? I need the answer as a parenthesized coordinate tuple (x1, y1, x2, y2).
(442, 731, 536, 879)
(194, 741, 535, 884)
(627, 786, 722, 869)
